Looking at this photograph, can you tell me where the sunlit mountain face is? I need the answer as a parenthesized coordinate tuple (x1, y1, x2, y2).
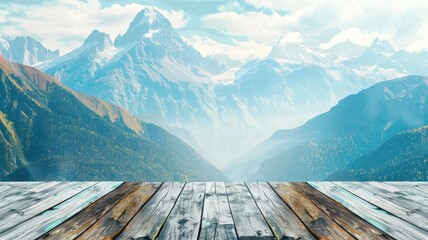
(1, 1, 428, 181)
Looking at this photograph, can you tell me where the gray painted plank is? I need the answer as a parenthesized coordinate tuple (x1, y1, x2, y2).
(199, 182, 237, 240)
(0, 182, 59, 209)
(337, 182, 428, 231)
(375, 182, 428, 206)
(0, 182, 96, 233)
(157, 182, 206, 240)
(226, 183, 274, 239)
(246, 182, 316, 240)
(117, 182, 185, 240)
(0, 182, 75, 215)
(309, 182, 428, 239)
(0, 182, 121, 240)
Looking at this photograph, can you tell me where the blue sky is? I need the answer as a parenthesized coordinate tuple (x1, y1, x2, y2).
(1, 0, 428, 60)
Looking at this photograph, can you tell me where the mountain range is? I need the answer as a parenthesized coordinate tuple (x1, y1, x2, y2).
(0, 36, 59, 66)
(226, 75, 428, 181)
(329, 125, 428, 181)
(1, 7, 427, 181)
(0, 55, 225, 181)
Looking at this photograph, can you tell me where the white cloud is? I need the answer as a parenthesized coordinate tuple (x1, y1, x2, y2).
(206, 0, 428, 52)
(157, 9, 188, 29)
(278, 32, 303, 45)
(319, 28, 392, 49)
(0, 0, 188, 54)
(183, 35, 271, 61)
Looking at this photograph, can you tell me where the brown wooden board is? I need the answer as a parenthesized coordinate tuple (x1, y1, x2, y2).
(116, 182, 185, 240)
(40, 182, 141, 239)
(270, 182, 354, 240)
(246, 182, 316, 240)
(290, 182, 392, 239)
(77, 182, 160, 240)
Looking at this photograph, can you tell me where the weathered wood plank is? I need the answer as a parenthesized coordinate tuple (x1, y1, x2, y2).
(246, 182, 316, 240)
(226, 183, 274, 239)
(157, 182, 205, 240)
(309, 182, 428, 239)
(270, 182, 353, 240)
(116, 182, 185, 240)
(0, 182, 121, 240)
(0, 182, 74, 215)
(0, 182, 96, 233)
(371, 182, 428, 207)
(199, 182, 237, 240)
(77, 182, 160, 240)
(336, 182, 428, 232)
(290, 182, 392, 239)
(0, 182, 60, 209)
(373, 182, 428, 206)
(40, 182, 141, 240)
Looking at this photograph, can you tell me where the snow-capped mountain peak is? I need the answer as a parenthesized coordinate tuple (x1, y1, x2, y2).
(370, 38, 395, 55)
(114, 7, 173, 46)
(83, 30, 113, 51)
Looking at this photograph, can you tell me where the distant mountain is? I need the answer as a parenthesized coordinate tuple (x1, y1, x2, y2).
(0, 56, 226, 181)
(0, 36, 59, 65)
(226, 75, 428, 181)
(329, 126, 428, 181)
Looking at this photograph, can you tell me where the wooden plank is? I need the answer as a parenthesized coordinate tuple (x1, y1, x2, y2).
(336, 182, 428, 232)
(116, 182, 185, 240)
(0, 182, 74, 214)
(157, 182, 206, 240)
(0, 182, 121, 240)
(77, 182, 160, 240)
(0, 182, 96, 233)
(246, 182, 316, 240)
(309, 182, 428, 239)
(40, 182, 141, 240)
(0, 182, 58, 208)
(373, 182, 428, 206)
(270, 182, 353, 240)
(367, 182, 428, 207)
(199, 182, 237, 240)
(226, 182, 274, 239)
(290, 182, 392, 239)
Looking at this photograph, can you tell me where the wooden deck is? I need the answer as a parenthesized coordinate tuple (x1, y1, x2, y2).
(0, 182, 427, 239)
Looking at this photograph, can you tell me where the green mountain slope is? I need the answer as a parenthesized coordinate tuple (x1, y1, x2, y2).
(0, 56, 226, 181)
(329, 126, 428, 180)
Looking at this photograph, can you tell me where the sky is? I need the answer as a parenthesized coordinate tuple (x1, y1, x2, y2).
(1, 0, 428, 61)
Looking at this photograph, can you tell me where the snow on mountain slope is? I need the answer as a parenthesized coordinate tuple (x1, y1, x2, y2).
(0, 36, 59, 66)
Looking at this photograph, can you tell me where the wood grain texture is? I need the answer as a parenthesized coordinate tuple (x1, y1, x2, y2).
(157, 182, 206, 240)
(336, 182, 428, 232)
(290, 182, 392, 239)
(0, 182, 96, 234)
(0, 182, 74, 215)
(0, 182, 61, 210)
(309, 182, 428, 239)
(40, 182, 141, 240)
(77, 182, 160, 240)
(246, 182, 316, 240)
(0, 182, 120, 240)
(199, 182, 237, 240)
(116, 182, 185, 240)
(226, 183, 274, 239)
(270, 182, 354, 240)
(371, 182, 428, 207)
